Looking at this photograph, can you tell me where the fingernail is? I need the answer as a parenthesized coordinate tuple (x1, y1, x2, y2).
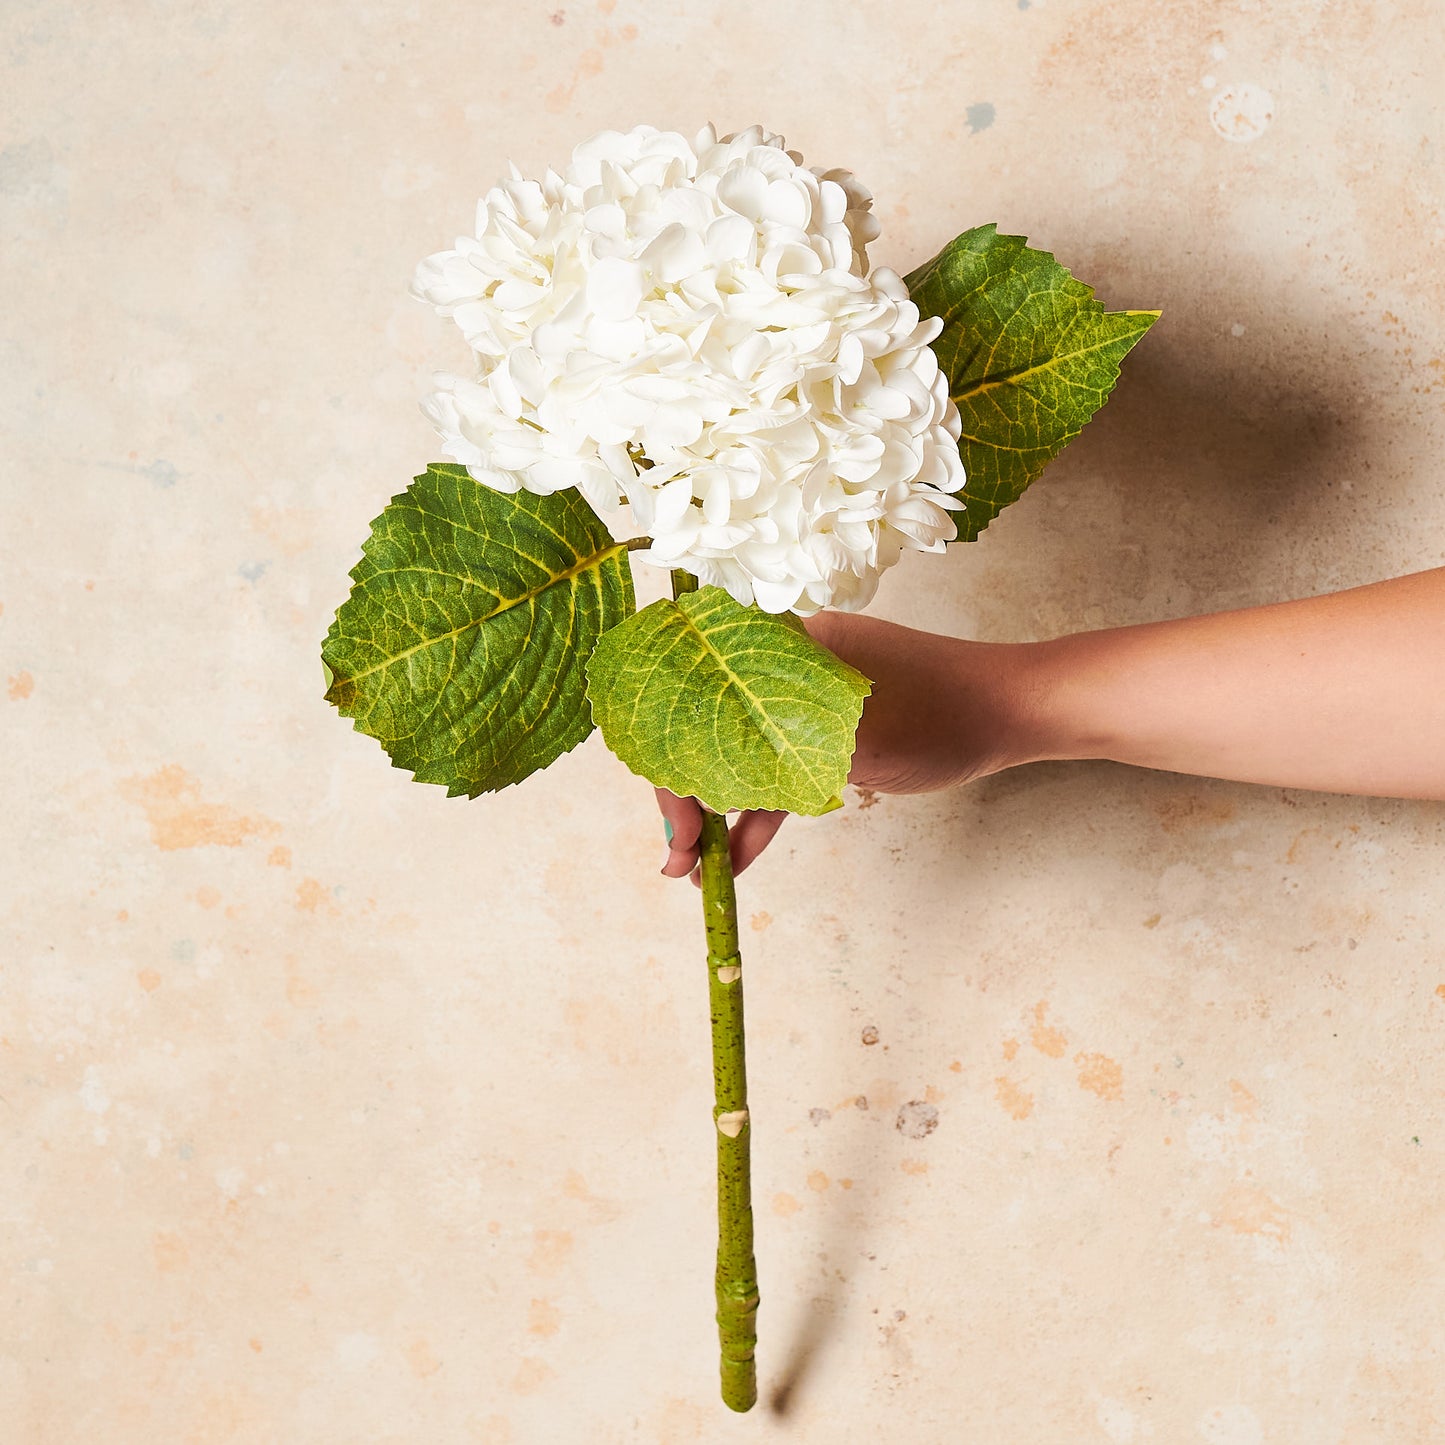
(663, 819, 674, 844)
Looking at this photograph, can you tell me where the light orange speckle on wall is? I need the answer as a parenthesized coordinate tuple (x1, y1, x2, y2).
(900, 1159, 929, 1176)
(949, 1059, 962, 1073)
(315, 1013, 360, 1046)
(284, 960, 319, 1008)
(6, 670, 33, 700)
(510, 1357, 554, 1395)
(994, 1076, 1034, 1120)
(153, 1232, 189, 1273)
(558, 1170, 622, 1220)
(267, 845, 292, 868)
(807, 1170, 829, 1192)
(1155, 793, 1237, 835)
(471, 1416, 514, 1445)
(1075, 1052, 1124, 1102)
(526, 1229, 574, 1276)
(248, 501, 318, 557)
(119, 765, 279, 850)
(406, 1338, 442, 1378)
(1435, 984, 1445, 1000)
(749, 911, 772, 931)
(527, 1298, 561, 1338)
(295, 878, 331, 913)
(1229, 1080, 1259, 1117)
(1031, 1002, 1067, 1058)
(1214, 1184, 1291, 1243)
(1001, 1037, 1019, 1061)
(137, 968, 162, 992)
(194, 886, 221, 910)
(525, 1300, 557, 1340)
(771, 1192, 801, 1217)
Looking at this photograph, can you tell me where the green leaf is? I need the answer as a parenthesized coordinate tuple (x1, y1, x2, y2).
(322, 463, 634, 798)
(905, 224, 1158, 541)
(584, 587, 871, 816)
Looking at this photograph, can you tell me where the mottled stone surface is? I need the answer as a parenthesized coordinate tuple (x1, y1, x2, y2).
(3, 2, 1443, 1440)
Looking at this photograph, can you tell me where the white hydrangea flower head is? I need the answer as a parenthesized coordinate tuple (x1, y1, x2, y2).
(413, 123, 965, 615)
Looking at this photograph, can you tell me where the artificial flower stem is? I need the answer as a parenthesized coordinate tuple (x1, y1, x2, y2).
(670, 566, 759, 1411)
(698, 806, 759, 1413)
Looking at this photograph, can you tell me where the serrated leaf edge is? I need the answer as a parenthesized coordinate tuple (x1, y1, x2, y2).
(322, 466, 634, 800)
(906, 227, 1159, 544)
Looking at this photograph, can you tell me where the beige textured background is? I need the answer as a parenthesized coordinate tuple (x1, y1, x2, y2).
(4, 2, 1444, 1440)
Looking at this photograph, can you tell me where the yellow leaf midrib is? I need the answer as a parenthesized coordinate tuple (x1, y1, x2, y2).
(672, 598, 831, 793)
(954, 318, 1157, 400)
(339, 542, 626, 686)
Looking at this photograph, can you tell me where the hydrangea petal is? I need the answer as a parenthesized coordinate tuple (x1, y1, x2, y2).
(414, 123, 969, 615)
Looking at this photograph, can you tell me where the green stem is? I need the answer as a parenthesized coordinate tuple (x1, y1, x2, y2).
(669, 564, 758, 1411)
(698, 808, 758, 1413)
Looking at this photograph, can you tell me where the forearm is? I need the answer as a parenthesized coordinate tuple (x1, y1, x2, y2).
(1012, 568, 1445, 800)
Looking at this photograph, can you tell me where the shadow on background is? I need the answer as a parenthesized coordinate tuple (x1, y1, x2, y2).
(764, 1104, 883, 1418)
(1078, 281, 1374, 596)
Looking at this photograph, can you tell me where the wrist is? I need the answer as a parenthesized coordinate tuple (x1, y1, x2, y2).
(995, 634, 1113, 768)
(936, 637, 1070, 776)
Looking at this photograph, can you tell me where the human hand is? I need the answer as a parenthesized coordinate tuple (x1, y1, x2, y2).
(656, 612, 1038, 880)
(658, 564, 1445, 878)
